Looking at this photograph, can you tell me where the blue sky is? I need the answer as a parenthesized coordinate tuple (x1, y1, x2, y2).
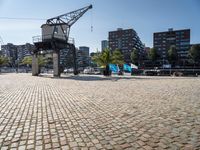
(0, 0, 200, 52)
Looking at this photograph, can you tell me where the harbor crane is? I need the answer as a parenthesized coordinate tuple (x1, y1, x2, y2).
(32, 5, 92, 77)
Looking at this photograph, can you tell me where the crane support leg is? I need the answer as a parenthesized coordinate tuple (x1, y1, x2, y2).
(53, 50, 60, 77)
(73, 49, 78, 75)
(32, 53, 39, 76)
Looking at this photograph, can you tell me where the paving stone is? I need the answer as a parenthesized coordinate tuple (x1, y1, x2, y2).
(0, 74, 200, 149)
(120, 143, 132, 149)
(1, 146, 10, 150)
(184, 144, 195, 150)
(18, 146, 26, 150)
(61, 145, 70, 150)
(91, 139, 99, 144)
(158, 142, 169, 149)
(45, 143, 52, 149)
(143, 145, 153, 150)
(137, 140, 146, 146)
(26, 144, 34, 149)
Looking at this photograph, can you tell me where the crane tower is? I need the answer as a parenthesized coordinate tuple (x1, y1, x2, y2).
(32, 5, 92, 77)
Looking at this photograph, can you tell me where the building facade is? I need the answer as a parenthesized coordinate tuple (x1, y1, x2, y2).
(153, 28, 190, 64)
(1, 43, 18, 66)
(108, 28, 144, 63)
(101, 40, 108, 51)
(17, 43, 34, 62)
(1, 43, 34, 66)
(77, 46, 90, 69)
(60, 46, 71, 67)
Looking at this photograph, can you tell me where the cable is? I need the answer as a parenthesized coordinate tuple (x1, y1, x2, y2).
(91, 7, 93, 32)
(0, 17, 46, 21)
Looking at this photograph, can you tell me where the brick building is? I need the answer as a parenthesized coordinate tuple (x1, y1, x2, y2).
(153, 28, 190, 64)
(109, 28, 144, 63)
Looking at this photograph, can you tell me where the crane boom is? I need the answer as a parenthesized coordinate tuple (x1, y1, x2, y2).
(46, 5, 92, 27)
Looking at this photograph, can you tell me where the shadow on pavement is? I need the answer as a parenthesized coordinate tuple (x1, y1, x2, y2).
(55, 75, 121, 81)
(38, 74, 198, 81)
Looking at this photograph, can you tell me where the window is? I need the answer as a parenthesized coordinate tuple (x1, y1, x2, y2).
(180, 42, 189, 46)
(54, 27, 58, 34)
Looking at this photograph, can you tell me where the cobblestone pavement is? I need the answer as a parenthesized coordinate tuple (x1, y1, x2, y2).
(0, 74, 200, 150)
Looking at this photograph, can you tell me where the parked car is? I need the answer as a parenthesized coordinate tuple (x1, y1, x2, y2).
(144, 70, 159, 76)
(83, 67, 95, 74)
(64, 68, 74, 73)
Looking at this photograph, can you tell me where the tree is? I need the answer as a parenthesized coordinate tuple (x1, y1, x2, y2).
(168, 45, 178, 66)
(21, 55, 50, 74)
(189, 44, 200, 65)
(0, 56, 9, 66)
(21, 55, 48, 67)
(131, 48, 139, 65)
(148, 48, 159, 66)
(92, 48, 112, 67)
(92, 48, 113, 76)
(0, 56, 9, 73)
(112, 49, 124, 65)
(21, 56, 32, 66)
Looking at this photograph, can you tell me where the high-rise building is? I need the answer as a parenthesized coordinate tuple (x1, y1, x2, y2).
(144, 46, 150, 58)
(109, 28, 144, 63)
(60, 46, 90, 69)
(77, 46, 90, 69)
(1, 43, 34, 66)
(79, 46, 89, 57)
(17, 43, 34, 62)
(60, 46, 71, 67)
(153, 28, 190, 63)
(1, 43, 18, 66)
(101, 40, 108, 51)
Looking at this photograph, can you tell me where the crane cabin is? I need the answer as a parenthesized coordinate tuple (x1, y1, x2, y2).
(41, 24, 68, 42)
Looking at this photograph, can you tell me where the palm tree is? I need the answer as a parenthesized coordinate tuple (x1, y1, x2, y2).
(21, 56, 32, 66)
(0, 56, 9, 73)
(0, 56, 9, 65)
(21, 55, 49, 73)
(92, 48, 125, 76)
(92, 48, 112, 76)
(21, 55, 48, 67)
(112, 49, 124, 65)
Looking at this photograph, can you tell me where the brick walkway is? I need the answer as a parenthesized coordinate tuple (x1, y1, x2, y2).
(0, 74, 200, 150)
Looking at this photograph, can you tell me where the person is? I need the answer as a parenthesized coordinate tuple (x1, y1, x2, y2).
(118, 70, 123, 75)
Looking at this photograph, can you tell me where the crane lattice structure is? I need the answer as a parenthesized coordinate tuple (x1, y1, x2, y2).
(32, 5, 92, 77)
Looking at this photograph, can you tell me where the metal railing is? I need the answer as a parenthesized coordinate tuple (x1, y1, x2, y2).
(32, 34, 75, 44)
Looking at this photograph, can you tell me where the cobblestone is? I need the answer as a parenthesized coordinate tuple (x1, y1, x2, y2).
(0, 74, 200, 149)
